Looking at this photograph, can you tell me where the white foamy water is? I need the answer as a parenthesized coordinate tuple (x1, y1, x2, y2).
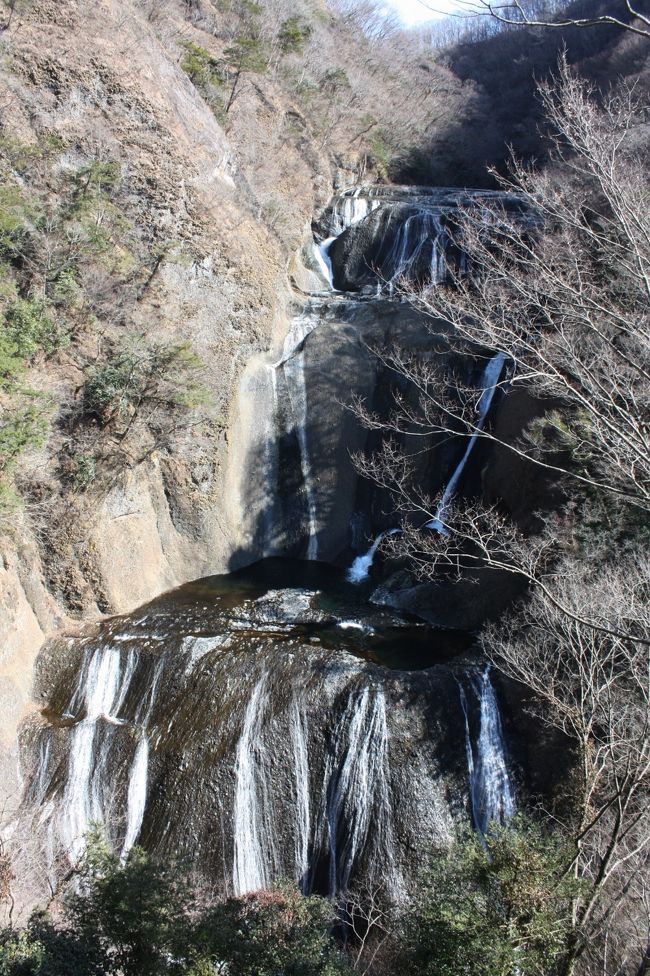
(291, 698, 311, 888)
(313, 237, 336, 288)
(458, 667, 515, 837)
(347, 528, 401, 584)
(427, 352, 506, 533)
(233, 677, 275, 894)
(326, 686, 394, 894)
(61, 646, 136, 862)
(121, 736, 149, 860)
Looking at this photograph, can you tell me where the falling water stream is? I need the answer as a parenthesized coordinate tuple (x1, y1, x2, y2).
(427, 352, 506, 534)
(459, 667, 516, 836)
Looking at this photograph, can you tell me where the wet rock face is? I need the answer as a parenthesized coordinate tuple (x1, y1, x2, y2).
(372, 569, 527, 632)
(328, 204, 454, 292)
(319, 186, 526, 292)
(233, 295, 482, 570)
(18, 566, 473, 905)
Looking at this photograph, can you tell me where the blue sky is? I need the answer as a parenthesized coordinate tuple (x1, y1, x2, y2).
(382, 0, 463, 25)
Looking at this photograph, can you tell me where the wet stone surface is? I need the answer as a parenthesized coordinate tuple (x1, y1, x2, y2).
(20, 558, 478, 903)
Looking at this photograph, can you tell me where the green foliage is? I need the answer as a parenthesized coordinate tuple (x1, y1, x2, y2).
(0, 397, 49, 518)
(1, 132, 63, 163)
(321, 68, 350, 93)
(82, 334, 209, 428)
(179, 40, 229, 121)
(70, 452, 97, 490)
(0, 835, 351, 976)
(223, 35, 268, 75)
(402, 817, 579, 976)
(0, 295, 61, 518)
(179, 40, 223, 89)
(70, 161, 121, 200)
(49, 266, 81, 308)
(0, 184, 39, 261)
(0, 928, 46, 974)
(0, 401, 48, 475)
(194, 883, 352, 976)
(4, 298, 65, 360)
(83, 357, 138, 421)
(1, 139, 134, 297)
(278, 16, 313, 55)
(367, 128, 393, 179)
(0, 137, 201, 520)
(0, 912, 106, 976)
(69, 833, 191, 976)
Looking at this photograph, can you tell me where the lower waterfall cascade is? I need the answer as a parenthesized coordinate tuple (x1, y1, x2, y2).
(458, 667, 516, 836)
(18, 559, 518, 901)
(14, 184, 530, 907)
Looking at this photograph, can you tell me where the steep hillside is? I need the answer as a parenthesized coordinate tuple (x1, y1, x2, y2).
(402, 0, 650, 185)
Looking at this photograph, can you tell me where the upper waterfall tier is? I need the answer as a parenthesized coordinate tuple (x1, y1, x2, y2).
(312, 185, 526, 293)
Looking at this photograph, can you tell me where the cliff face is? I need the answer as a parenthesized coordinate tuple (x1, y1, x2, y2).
(0, 0, 336, 804)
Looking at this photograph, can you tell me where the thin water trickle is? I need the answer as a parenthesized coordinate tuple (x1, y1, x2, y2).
(291, 698, 311, 890)
(121, 736, 149, 861)
(427, 352, 506, 533)
(271, 310, 320, 559)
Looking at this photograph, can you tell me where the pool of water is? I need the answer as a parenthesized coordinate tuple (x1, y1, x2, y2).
(103, 557, 473, 671)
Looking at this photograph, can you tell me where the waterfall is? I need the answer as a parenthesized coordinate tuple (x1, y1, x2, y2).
(19, 185, 529, 908)
(272, 311, 320, 559)
(121, 737, 149, 859)
(331, 188, 382, 236)
(347, 528, 400, 584)
(313, 237, 336, 288)
(427, 352, 506, 533)
(430, 228, 448, 284)
(314, 189, 382, 289)
(61, 646, 136, 862)
(458, 667, 515, 836)
(233, 676, 276, 895)
(56, 644, 164, 864)
(291, 698, 311, 889)
(326, 686, 394, 894)
(384, 210, 445, 289)
(284, 348, 318, 559)
(29, 737, 52, 805)
(120, 657, 163, 860)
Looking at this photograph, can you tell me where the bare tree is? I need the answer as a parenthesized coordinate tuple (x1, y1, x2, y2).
(414, 0, 650, 40)
(353, 60, 650, 645)
(481, 556, 650, 976)
(350, 57, 650, 976)
(340, 881, 395, 975)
